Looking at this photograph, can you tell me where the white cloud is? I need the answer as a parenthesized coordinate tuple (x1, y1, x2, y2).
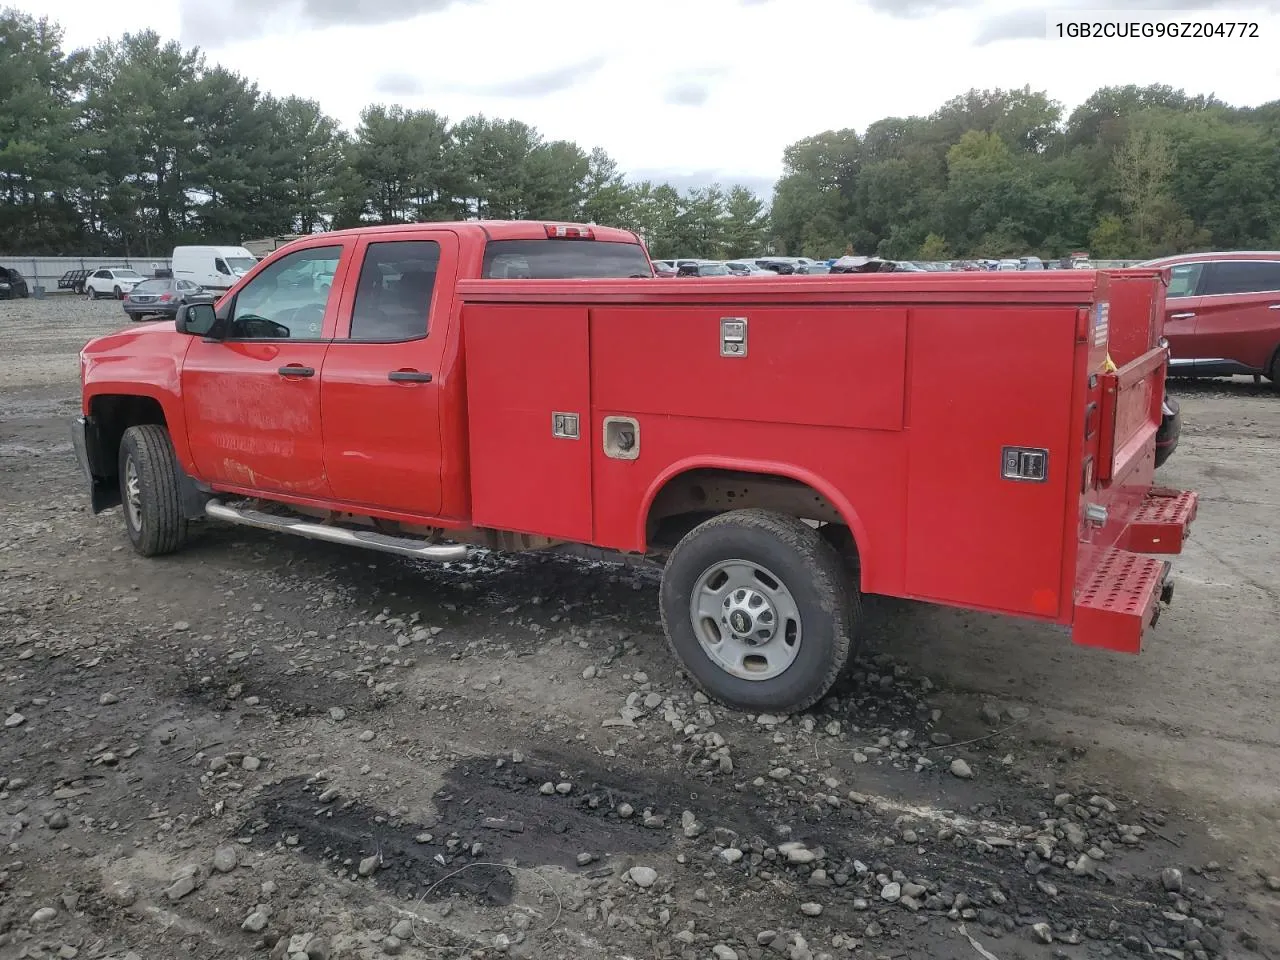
(20, 0, 1280, 192)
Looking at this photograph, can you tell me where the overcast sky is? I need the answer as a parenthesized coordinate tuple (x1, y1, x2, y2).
(25, 0, 1280, 195)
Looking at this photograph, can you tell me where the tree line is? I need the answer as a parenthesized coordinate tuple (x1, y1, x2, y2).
(771, 85, 1280, 261)
(4, 7, 1278, 264)
(0, 9, 768, 260)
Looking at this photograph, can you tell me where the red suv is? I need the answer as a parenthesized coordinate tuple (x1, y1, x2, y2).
(1142, 251, 1280, 385)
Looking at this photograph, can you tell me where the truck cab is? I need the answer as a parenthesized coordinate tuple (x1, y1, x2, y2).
(73, 221, 1196, 716)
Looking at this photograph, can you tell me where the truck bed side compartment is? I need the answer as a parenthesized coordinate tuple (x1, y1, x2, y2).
(904, 305, 1077, 618)
(591, 306, 908, 430)
(462, 303, 593, 542)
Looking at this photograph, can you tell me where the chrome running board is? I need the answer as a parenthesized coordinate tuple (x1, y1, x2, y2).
(205, 499, 469, 561)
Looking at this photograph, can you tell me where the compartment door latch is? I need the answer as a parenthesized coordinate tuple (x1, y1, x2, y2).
(552, 412, 580, 440)
(720, 317, 748, 357)
(1001, 446, 1049, 482)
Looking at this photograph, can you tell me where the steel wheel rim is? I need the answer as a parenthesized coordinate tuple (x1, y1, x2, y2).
(124, 456, 143, 530)
(689, 559, 802, 681)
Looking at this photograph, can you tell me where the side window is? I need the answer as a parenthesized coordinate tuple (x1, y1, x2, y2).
(93, 270, 110, 280)
(228, 245, 343, 340)
(348, 240, 440, 342)
(215, 258, 231, 275)
(1200, 260, 1280, 297)
(1166, 262, 1204, 299)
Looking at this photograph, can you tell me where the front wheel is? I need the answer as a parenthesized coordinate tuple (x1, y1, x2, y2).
(118, 425, 189, 556)
(660, 509, 859, 714)
(113, 286, 122, 299)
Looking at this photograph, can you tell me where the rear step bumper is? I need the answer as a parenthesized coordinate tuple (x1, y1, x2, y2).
(1071, 485, 1195, 653)
(205, 500, 469, 561)
(1119, 487, 1199, 554)
(1073, 548, 1172, 654)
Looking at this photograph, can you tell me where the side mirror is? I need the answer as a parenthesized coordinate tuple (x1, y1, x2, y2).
(176, 302, 217, 337)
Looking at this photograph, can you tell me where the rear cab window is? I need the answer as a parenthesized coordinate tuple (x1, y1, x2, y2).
(482, 240, 653, 279)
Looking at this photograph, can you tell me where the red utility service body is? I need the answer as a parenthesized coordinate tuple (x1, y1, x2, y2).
(79, 222, 1196, 655)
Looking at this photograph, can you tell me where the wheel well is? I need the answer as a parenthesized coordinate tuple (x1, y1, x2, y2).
(89, 394, 167, 481)
(646, 468, 860, 572)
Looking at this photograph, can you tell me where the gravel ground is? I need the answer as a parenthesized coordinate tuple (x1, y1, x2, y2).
(1, 295, 1278, 960)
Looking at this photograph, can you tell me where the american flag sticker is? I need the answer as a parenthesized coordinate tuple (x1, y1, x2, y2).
(1094, 302, 1110, 347)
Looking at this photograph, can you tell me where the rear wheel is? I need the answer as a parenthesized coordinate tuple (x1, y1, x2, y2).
(87, 285, 98, 300)
(118, 425, 189, 556)
(660, 509, 859, 714)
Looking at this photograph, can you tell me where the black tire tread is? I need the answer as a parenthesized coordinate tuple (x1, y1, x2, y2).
(119, 424, 188, 556)
(660, 509, 860, 714)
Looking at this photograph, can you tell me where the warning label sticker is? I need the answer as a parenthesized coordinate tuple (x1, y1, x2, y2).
(1094, 302, 1110, 347)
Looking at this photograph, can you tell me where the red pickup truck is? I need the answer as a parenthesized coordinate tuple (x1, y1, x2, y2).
(73, 221, 1198, 714)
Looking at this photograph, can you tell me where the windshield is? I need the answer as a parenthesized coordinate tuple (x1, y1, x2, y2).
(226, 257, 257, 272)
(698, 263, 731, 276)
(482, 239, 652, 278)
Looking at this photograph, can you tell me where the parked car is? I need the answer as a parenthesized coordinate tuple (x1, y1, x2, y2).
(1020, 257, 1045, 271)
(1140, 251, 1280, 384)
(0, 266, 31, 299)
(996, 259, 1021, 272)
(85, 267, 146, 299)
(122, 278, 214, 321)
(675, 260, 734, 277)
(652, 262, 677, 277)
(796, 262, 831, 275)
(724, 261, 777, 277)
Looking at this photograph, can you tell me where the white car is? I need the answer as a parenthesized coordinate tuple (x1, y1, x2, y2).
(85, 267, 146, 299)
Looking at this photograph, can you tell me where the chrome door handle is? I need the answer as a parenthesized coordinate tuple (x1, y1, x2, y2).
(1169, 312, 1196, 319)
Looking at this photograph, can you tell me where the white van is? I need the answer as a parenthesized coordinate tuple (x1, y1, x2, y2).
(171, 245, 259, 293)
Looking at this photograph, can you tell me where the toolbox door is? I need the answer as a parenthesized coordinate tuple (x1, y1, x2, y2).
(463, 303, 593, 542)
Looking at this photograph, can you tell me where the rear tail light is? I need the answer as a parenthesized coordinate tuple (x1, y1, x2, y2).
(159, 292, 174, 302)
(545, 224, 594, 239)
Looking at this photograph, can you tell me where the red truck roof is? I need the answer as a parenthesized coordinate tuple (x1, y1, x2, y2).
(319, 220, 642, 245)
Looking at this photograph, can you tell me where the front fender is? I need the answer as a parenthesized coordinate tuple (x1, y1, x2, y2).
(81, 327, 197, 472)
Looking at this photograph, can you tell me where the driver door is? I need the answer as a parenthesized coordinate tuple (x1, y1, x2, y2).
(181, 239, 355, 498)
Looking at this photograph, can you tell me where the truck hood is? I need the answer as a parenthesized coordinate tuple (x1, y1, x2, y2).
(82, 319, 177, 357)
(79, 320, 191, 404)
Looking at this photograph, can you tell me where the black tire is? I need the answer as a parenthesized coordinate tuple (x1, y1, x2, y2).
(660, 509, 859, 714)
(113, 285, 122, 299)
(118, 425, 189, 557)
(87, 286, 97, 300)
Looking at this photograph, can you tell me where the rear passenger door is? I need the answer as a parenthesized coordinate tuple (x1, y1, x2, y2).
(1192, 259, 1280, 373)
(319, 230, 459, 517)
